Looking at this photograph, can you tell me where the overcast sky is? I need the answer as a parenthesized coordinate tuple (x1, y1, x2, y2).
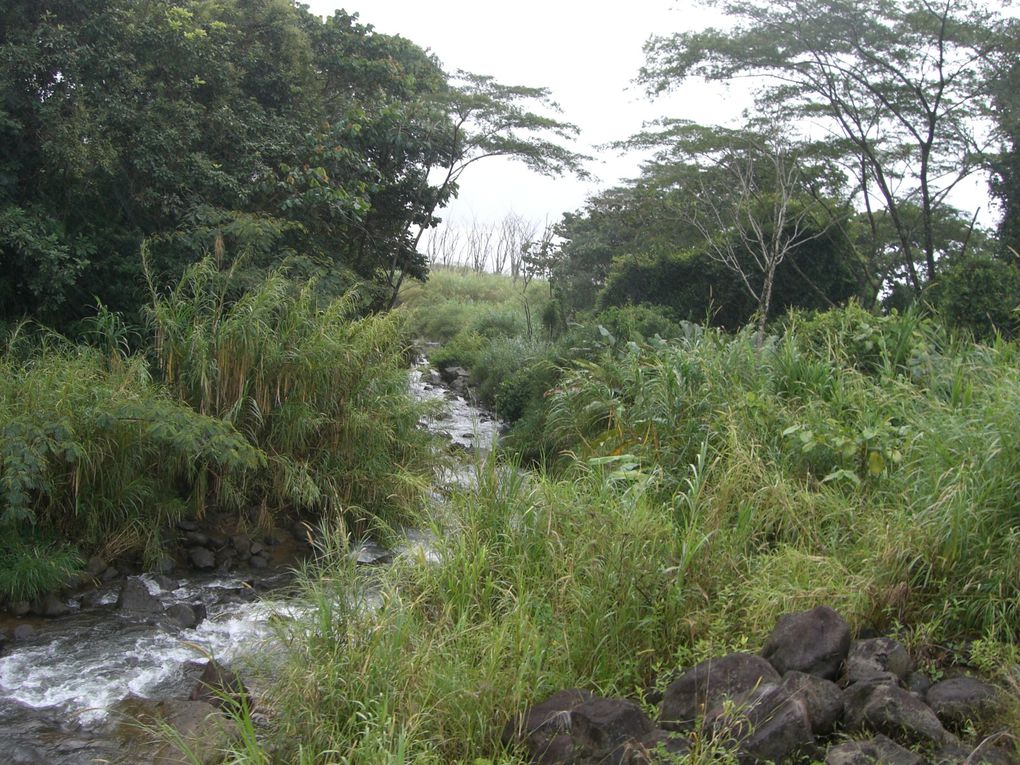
(303, 0, 747, 228)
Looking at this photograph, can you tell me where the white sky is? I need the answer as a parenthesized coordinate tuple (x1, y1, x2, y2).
(304, 0, 747, 228)
(303, 0, 996, 233)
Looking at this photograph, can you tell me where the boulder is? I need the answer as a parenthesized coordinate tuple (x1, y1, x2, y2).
(825, 735, 926, 765)
(846, 638, 912, 684)
(183, 531, 209, 547)
(150, 575, 177, 592)
(925, 676, 1002, 731)
(249, 555, 269, 569)
(659, 653, 781, 731)
(904, 671, 932, 696)
(230, 535, 251, 557)
(845, 681, 956, 746)
(188, 546, 216, 571)
(571, 698, 654, 760)
(31, 592, 70, 618)
(13, 624, 36, 641)
(114, 696, 240, 765)
(934, 742, 1019, 765)
(762, 606, 851, 680)
(117, 577, 163, 614)
(189, 660, 249, 711)
(704, 683, 815, 764)
(11, 601, 30, 617)
(502, 688, 595, 756)
(780, 670, 845, 735)
(636, 729, 692, 763)
(85, 556, 107, 577)
(165, 604, 201, 629)
(154, 556, 176, 575)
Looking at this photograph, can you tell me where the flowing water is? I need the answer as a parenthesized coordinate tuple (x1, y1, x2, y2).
(0, 359, 498, 764)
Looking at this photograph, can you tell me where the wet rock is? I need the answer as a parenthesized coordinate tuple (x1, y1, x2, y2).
(846, 637, 912, 684)
(13, 624, 36, 641)
(176, 518, 199, 532)
(502, 688, 595, 758)
(165, 603, 201, 629)
(926, 676, 1002, 731)
(188, 546, 216, 570)
(155, 556, 176, 575)
(265, 527, 290, 546)
(231, 534, 251, 557)
(660, 653, 781, 731)
(571, 697, 655, 759)
(762, 606, 851, 680)
(31, 592, 70, 617)
(11, 601, 30, 617)
(85, 555, 107, 577)
(0, 743, 47, 765)
(825, 734, 926, 765)
(115, 696, 240, 765)
(780, 670, 845, 734)
(249, 541, 264, 556)
(150, 574, 178, 592)
(845, 681, 956, 746)
(249, 555, 269, 569)
(117, 577, 163, 614)
(704, 682, 815, 764)
(189, 660, 249, 710)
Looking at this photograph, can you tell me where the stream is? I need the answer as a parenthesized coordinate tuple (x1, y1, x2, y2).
(0, 360, 499, 765)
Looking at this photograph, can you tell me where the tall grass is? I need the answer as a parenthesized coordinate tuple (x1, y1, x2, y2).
(147, 258, 435, 531)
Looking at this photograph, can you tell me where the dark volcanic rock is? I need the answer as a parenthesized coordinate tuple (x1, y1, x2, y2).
(114, 696, 240, 765)
(189, 660, 249, 710)
(934, 742, 1019, 765)
(659, 653, 781, 731)
(12, 624, 35, 641)
(165, 603, 202, 629)
(31, 592, 70, 617)
(825, 735, 926, 765)
(188, 546, 216, 570)
(502, 688, 595, 753)
(926, 676, 1002, 731)
(846, 637, 912, 684)
(571, 697, 654, 759)
(762, 606, 851, 680)
(845, 681, 956, 746)
(117, 577, 163, 614)
(704, 683, 815, 764)
(780, 670, 845, 735)
(904, 671, 932, 696)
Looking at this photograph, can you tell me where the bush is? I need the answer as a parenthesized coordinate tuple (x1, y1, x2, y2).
(927, 256, 1020, 340)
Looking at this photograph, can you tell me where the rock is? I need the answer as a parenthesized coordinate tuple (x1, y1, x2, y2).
(926, 676, 1002, 731)
(117, 577, 163, 614)
(659, 653, 781, 731)
(636, 729, 692, 763)
(846, 638, 912, 684)
(249, 542, 264, 556)
(184, 531, 209, 547)
(155, 556, 176, 575)
(249, 555, 269, 569)
(934, 742, 1019, 765)
(845, 681, 956, 746)
(189, 660, 249, 710)
(571, 697, 655, 759)
(176, 518, 199, 532)
(114, 696, 240, 765)
(762, 606, 851, 680)
(780, 670, 845, 734)
(31, 592, 70, 617)
(188, 546, 216, 570)
(85, 555, 107, 577)
(825, 735, 926, 765)
(100, 566, 119, 583)
(704, 682, 815, 764)
(265, 527, 290, 546)
(150, 574, 178, 592)
(13, 624, 36, 641)
(165, 603, 200, 629)
(11, 601, 30, 617)
(0, 743, 47, 765)
(231, 535, 251, 557)
(904, 671, 932, 696)
(502, 688, 595, 758)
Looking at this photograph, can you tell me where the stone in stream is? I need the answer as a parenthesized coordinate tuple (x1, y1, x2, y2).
(761, 606, 851, 680)
(85, 555, 107, 577)
(189, 660, 249, 710)
(249, 555, 269, 569)
(12, 624, 36, 641)
(114, 695, 240, 765)
(116, 577, 163, 614)
(231, 534, 251, 557)
(165, 603, 203, 629)
(30, 592, 70, 618)
(659, 653, 781, 731)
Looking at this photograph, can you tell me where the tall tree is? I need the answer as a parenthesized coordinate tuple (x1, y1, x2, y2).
(642, 0, 1006, 294)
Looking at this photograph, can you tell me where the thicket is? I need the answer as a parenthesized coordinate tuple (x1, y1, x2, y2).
(0, 262, 433, 603)
(233, 300, 1020, 764)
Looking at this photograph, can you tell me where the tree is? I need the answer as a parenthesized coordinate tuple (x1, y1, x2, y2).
(642, 0, 1006, 295)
